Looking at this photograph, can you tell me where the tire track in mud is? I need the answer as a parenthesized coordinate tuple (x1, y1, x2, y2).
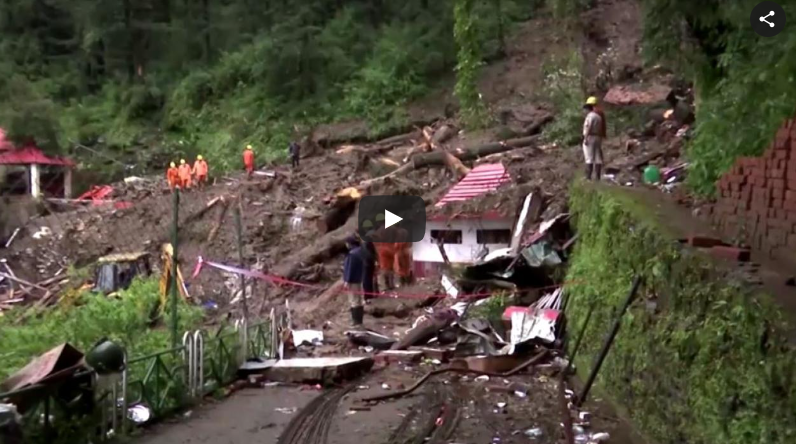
(276, 385, 354, 444)
(385, 383, 461, 444)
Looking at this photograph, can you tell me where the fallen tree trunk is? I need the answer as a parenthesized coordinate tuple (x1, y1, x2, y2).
(360, 135, 538, 188)
(412, 135, 539, 168)
(184, 196, 225, 225)
(441, 151, 471, 179)
(207, 199, 231, 242)
(376, 131, 421, 148)
(520, 115, 554, 137)
(314, 118, 439, 147)
(273, 216, 358, 280)
(432, 125, 456, 145)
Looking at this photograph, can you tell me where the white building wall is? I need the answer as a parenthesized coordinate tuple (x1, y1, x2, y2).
(413, 218, 513, 264)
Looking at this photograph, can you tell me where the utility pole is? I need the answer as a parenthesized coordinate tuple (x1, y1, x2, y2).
(235, 197, 250, 325)
(170, 189, 180, 347)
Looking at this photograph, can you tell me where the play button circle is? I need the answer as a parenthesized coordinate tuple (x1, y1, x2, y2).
(384, 210, 403, 228)
(357, 195, 426, 243)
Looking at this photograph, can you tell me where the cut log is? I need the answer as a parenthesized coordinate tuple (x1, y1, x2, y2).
(313, 118, 440, 147)
(441, 151, 471, 179)
(412, 135, 539, 168)
(184, 196, 225, 225)
(432, 125, 456, 145)
(207, 199, 231, 242)
(273, 216, 358, 280)
(520, 115, 554, 137)
(360, 136, 538, 188)
(376, 131, 421, 148)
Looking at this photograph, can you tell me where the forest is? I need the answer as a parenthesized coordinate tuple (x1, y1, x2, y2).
(1, 0, 796, 195)
(0, 0, 532, 177)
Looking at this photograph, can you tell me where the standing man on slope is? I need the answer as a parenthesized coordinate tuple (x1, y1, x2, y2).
(178, 159, 193, 190)
(288, 141, 301, 169)
(166, 162, 180, 190)
(193, 155, 209, 188)
(342, 236, 366, 327)
(582, 96, 605, 181)
(243, 145, 255, 177)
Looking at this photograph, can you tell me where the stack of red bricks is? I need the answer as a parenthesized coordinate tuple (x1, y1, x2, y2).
(713, 117, 796, 259)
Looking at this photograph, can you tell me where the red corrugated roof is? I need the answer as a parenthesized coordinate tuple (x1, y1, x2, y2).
(436, 163, 511, 207)
(0, 145, 75, 167)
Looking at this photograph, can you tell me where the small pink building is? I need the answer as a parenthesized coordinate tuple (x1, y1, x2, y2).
(0, 129, 75, 199)
(413, 163, 514, 278)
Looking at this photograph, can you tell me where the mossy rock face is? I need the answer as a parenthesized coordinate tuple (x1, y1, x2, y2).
(565, 182, 796, 444)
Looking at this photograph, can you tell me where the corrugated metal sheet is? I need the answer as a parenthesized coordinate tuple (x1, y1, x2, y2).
(436, 163, 511, 207)
(0, 145, 75, 166)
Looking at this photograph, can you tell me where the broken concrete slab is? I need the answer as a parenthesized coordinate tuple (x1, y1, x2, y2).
(264, 357, 374, 386)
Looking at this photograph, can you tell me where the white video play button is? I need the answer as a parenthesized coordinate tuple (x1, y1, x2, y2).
(384, 209, 403, 228)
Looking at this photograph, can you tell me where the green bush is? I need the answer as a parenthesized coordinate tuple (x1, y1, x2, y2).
(540, 52, 585, 146)
(0, 278, 203, 381)
(566, 183, 796, 444)
(639, 1, 796, 196)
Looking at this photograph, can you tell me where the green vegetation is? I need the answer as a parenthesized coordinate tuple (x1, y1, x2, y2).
(641, 1, 796, 195)
(0, 278, 203, 380)
(0, 0, 533, 178)
(566, 183, 796, 444)
(465, 293, 508, 325)
(454, 0, 490, 129)
(540, 51, 585, 146)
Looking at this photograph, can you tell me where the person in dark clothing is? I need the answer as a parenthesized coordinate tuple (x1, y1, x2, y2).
(342, 236, 365, 326)
(360, 235, 378, 300)
(289, 141, 301, 168)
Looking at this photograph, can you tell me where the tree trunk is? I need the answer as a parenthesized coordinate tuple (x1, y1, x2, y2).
(123, 0, 134, 81)
(495, 0, 505, 56)
(358, 135, 538, 188)
(412, 135, 539, 168)
(202, 0, 211, 62)
(273, 215, 358, 280)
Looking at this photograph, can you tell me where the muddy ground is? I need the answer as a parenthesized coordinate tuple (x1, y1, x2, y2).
(134, 364, 640, 444)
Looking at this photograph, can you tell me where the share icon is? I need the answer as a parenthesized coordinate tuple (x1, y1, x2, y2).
(760, 10, 775, 27)
(751, 2, 785, 37)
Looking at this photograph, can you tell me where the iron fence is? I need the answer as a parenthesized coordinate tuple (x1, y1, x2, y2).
(0, 312, 281, 443)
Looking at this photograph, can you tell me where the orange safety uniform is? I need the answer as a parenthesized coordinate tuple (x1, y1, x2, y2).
(243, 149, 255, 174)
(193, 159, 208, 183)
(393, 242, 412, 278)
(166, 166, 180, 189)
(374, 241, 396, 272)
(178, 163, 192, 189)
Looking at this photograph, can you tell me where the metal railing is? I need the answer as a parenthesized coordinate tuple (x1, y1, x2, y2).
(0, 312, 281, 443)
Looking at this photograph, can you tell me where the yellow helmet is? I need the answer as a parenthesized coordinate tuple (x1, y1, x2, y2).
(180, 159, 186, 164)
(585, 96, 598, 106)
(170, 162, 176, 168)
(197, 155, 203, 160)
(246, 145, 253, 150)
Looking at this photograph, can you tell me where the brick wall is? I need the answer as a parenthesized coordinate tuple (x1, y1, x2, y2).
(712, 118, 796, 261)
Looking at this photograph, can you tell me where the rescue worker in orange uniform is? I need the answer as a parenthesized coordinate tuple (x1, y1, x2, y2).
(166, 162, 180, 190)
(393, 226, 413, 287)
(193, 155, 209, 187)
(178, 159, 192, 189)
(243, 145, 255, 177)
(372, 214, 396, 291)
